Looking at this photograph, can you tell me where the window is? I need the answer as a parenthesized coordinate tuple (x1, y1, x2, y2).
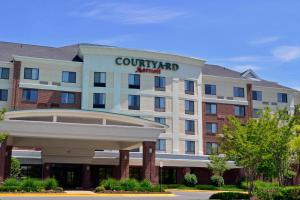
(253, 109, 262, 118)
(185, 141, 195, 154)
(277, 93, 288, 103)
(94, 72, 106, 87)
(185, 80, 194, 95)
(22, 89, 38, 102)
(128, 95, 140, 110)
(0, 67, 9, 79)
(156, 139, 166, 151)
(206, 103, 217, 115)
(24, 68, 39, 80)
(185, 100, 194, 115)
(154, 76, 166, 91)
(128, 74, 140, 89)
(185, 120, 195, 134)
(206, 142, 218, 155)
(61, 92, 75, 104)
(62, 71, 76, 83)
(154, 97, 165, 112)
(205, 84, 216, 95)
(233, 87, 244, 97)
(234, 105, 246, 117)
(206, 123, 218, 134)
(154, 117, 166, 125)
(93, 93, 106, 108)
(0, 89, 8, 101)
(252, 90, 262, 101)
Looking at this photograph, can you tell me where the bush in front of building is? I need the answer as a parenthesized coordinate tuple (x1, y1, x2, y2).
(43, 178, 59, 190)
(21, 178, 44, 192)
(210, 175, 225, 187)
(184, 173, 198, 187)
(0, 177, 61, 192)
(209, 192, 249, 200)
(98, 178, 164, 192)
(95, 186, 105, 193)
(120, 178, 139, 191)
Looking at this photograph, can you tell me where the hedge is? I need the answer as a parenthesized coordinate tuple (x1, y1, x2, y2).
(0, 178, 60, 192)
(99, 178, 163, 192)
(209, 192, 249, 200)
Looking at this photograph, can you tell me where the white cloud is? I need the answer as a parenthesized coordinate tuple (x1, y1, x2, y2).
(94, 34, 134, 45)
(272, 46, 300, 62)
(249, 36, 280, 45)
(70, 2, 186, 24)
(230, 64, 262, 72)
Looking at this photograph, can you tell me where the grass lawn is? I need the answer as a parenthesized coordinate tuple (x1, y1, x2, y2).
(163, 184, 245, 191)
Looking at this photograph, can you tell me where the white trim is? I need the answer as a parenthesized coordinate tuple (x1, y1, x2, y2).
(19, 82, 81, 92)
(203, 97, 249, 105)
(79, 46, 205, 67)
(12, 55, 82, 67)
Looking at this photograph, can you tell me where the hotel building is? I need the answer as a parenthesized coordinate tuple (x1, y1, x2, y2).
(0, 41, 299, 188)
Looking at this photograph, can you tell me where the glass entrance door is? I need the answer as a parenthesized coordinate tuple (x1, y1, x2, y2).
(51, 164, 82, 189)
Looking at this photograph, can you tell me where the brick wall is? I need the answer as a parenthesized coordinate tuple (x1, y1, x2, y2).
(15, 88, 81, 110)
(202, 102, 250, 155)
(10, 60, 81, 110)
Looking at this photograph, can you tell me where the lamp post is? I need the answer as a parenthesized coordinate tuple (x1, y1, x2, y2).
(159, 161, 163, 192)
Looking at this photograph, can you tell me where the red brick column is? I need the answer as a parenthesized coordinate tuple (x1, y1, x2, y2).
(0, 139, 7, 184)
(247, 84, 253, 119)
(119, 150, 129, 179)
(142, 141, 158, 183)
(82, 165, 91, 189)
(11, 61, 21, 110)
(176, 167, 191, 184)
(42, 163, 51, 179)
(4, 146, 12, 179)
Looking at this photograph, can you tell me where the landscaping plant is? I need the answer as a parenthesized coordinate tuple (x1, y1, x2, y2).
(184, 173, 198, 187)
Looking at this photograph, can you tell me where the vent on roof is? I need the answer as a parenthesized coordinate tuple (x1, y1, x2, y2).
(241, 69, 260, 79)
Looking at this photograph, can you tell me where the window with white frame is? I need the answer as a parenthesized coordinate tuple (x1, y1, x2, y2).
(277, 93, 288, 103)
(154, 97, 166, 112)
(206, 103, 217, 115)
(0, 89, 8, 101)
(93, 93, 106, 108)
(61, 92, 75, 104)
(185, 120, 195, 134)
(205, 84, 216, 95)
(154, 76, 166, 91)
(94, 72, 106, 87)
(185, 141, 195, 154)
(185, 80, 194, 95)
(24, 68, 39, 80)
(206, 122, 218, 134)
(185, 100, 194, 115)
(62, 71, 76, 83)
(128, 74, 140, 89)
(233, 87, 244, 97)
(0, 67, 9, 79)
(234, 105, 246, 117)
(128, 95, 140, 110)
(154, 117, 166, 125)
(156, 139, 166, 151)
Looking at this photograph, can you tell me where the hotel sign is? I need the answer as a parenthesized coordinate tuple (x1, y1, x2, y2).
(115, 57, 179, 74)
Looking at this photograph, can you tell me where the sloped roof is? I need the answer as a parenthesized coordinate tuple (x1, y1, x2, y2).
(203, 64, 297, 91)
(0, 41, 82, 62)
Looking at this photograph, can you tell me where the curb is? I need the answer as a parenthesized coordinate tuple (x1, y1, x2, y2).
(0, 193, 176, 197)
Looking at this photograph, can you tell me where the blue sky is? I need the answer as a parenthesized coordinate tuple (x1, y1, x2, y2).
(1, 0, 300, 89)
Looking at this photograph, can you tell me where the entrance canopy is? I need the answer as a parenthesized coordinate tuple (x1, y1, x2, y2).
(0, 109, 167, 151)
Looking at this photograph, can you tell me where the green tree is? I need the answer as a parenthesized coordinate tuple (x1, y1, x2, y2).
(0, 108, 8, 143)
(10, 157, 21, 178)
(207, 154, 228, 176)
(220, 108, 296, 195)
